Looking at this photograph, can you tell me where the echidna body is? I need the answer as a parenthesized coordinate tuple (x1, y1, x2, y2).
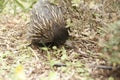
(28, 0, 69, 46)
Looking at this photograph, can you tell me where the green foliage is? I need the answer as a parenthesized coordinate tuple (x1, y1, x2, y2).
(0, 0, 8, 13)
(101, 21, 120, 64)
(0, 0, 37, 14)
(71, 0, 81, 7)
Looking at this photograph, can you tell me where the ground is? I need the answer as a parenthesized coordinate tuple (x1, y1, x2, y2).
(0, 0, 120, 80)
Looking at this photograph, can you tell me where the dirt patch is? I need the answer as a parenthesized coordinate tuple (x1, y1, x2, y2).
(0, 1, 120, 80)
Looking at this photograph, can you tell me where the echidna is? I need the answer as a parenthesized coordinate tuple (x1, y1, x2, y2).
(27, 0, 69, 46)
